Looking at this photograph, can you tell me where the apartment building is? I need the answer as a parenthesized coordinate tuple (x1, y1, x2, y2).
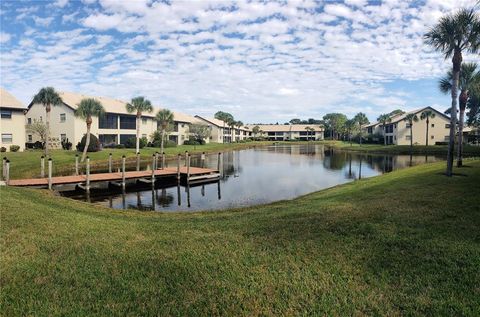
(246, 124, 324, 141)
(195, 116, 252, 143)
(26, 91, 202, 147)
(364, 106, 451, 145)
(0, 88, 27, 151)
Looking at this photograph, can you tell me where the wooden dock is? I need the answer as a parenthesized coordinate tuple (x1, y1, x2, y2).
(8, 167, 219, 187)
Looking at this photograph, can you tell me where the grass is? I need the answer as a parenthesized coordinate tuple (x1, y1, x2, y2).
(327, 140, 480, 156)
(1, 160, 479, 315)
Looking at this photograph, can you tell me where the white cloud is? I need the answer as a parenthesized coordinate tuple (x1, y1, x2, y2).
(0, 32, 11, 43)
(33, 16, 54, 27)
(54, 0, 69, 8)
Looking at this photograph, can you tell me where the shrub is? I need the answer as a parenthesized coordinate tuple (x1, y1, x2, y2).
(34, 141, 44, 149)
(61, 138, 72, 150)
(9, 145, 20, 152)
(125, 137, 147, 149)
(0, 147, 6, 152)
(76, 134, 101, 152)
(115, 144, 126, 149)
(435, 141, 448, 146)
(152, 139, 177, 148)
(184, 139, 200, 145)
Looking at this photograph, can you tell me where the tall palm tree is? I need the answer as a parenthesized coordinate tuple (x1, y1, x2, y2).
(155, 109, 174, 154)
(420, 110, 435, 146)
(32, 87, 63, 156)
(345, 119, 357, 146)
(403, 113, 419, 147)
(439, 62, 480, 166)
(235, 120, 244, 141)
(226, 117, 236, 143)
(214, 111, 234, 143)
(126, 96, 153, 153)
(424, 8, 480, 176)
(75, 98, 105, 162)
(353, 112, 369, 146)
(377, 114, 391, 146)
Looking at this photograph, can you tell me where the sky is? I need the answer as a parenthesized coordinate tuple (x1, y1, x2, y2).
(0, 0, 479, 123)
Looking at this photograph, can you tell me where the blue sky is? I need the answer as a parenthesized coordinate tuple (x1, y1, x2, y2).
(0, 0, 478, 123)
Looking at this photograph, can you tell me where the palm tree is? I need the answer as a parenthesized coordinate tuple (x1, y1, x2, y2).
(403, 113, 419, 147)
(126, 96, 153, 153)
(377, 114, 391, 146)
(235, 120, 243, 141)
(345, 119, 357, 146)
(75, 98, 105, 162)
(424, 8, 480, 176)
(214, 111, 234, 143)
(439, 62, 480, 166)
(32, 87, 63, 156)
(420, 110, 436, 146)
(155, 109, 174, 154)
(353, 112, 369, 146)
(226, 117, 236, 143)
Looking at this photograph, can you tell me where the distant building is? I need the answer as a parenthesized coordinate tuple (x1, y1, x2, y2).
(246, 124, 324, 141)
(195, 116, 252, 143)
(363, 106, 451, 145)
(0, 88, 27, 151)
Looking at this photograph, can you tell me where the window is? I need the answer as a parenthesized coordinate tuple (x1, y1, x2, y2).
(431, 123, 435, 128)
(28, 134, 32, 142)
(120, 134, 136, 144)
(27, 118, 32, 125)
(367, 127, 373, 134)
(406, 135, 411, 140)
(99, 134, 117, 145)
(60, 134, 67, 141)
(1, 134, 12, 143)
(445, 124, 450, 128)
(60, 113, 66, 122)
(142, 118, 147, 125)
(99, 114, 118, 129)
(406, 123, 411, 128)
(444, 136, 449, 141)
(431, 135, 434, 139)
(1, 110, 12, 119)
(119, 115, 136, 129)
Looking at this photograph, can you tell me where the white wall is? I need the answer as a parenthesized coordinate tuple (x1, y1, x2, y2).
(1, 109, 26, 151)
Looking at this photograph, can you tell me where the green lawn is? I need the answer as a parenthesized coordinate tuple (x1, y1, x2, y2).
(1, 160, 479, 315)
(327, 140, 480, 156)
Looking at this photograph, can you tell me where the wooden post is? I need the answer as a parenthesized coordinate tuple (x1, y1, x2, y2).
(201, 152, 205, 168)
(177, 154, 181, 182)
(155, 152, 159, 170)
(41, 155, 45, 178)
(48, 158, 52, 190)
(122, 155, 126, 190)
(187, 154, 191, 183)
(184, 151, 188, 166)
(86, 156, 90, 193)
(151, 154, 155, 184)
(108, 153, 112, 173)
(75, 154, 79, 176)
(162, 152, 166, 170)
(5, 160, 10, 185)
(2, 157, 6, 180)
(136, 152, 140, 171)
(217, 152, 221, 173)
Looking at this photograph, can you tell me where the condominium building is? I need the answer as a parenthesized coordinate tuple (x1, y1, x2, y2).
(364, 106, 451, 145)
(0, 88, 27, 151)
(195, 116, 252, 143)
(246, 124, 324, 141)
(25, 91, 204, 148)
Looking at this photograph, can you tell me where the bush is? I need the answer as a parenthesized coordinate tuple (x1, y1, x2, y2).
(34, 141, 44, 149)
(61, 138, 72, 150)
(76, 133, 101, 152)
(115, 144, 126, 149)
(152, 139, 177, 148)
(9, 145, 20, 152)
(184, 139, 200, 145)
(1, 147, 6, 152)
(125, 137, 147, 149)
(435, 141, 448, 146)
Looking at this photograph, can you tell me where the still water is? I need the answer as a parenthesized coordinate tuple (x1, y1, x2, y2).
(61, 144, 442, 212)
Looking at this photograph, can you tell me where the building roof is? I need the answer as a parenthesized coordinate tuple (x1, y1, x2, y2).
(195, 115, 250, 131)
(246, 124, 324, 132)
(28, 91, 195, 123)
(367, 106, 450, 127)
(0, 88, 26, 110)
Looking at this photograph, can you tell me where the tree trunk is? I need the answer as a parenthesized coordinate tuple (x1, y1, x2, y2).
(383, 125, 387, 146)
(81, 119, 91, 163)
(457, 94, 467, 167)
(136, 113, 141, 153)
(425, 119, 429, 146)
(45, 104, 51, 156)
(410, 125, 413, 147)
(446, 51, 461, 176)
(161, 128, 165, 155)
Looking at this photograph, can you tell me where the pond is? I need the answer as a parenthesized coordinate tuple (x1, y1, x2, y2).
(60, 144, 443, 212)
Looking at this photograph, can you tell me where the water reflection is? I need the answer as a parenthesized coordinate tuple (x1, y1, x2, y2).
(60, 144, 444, 212)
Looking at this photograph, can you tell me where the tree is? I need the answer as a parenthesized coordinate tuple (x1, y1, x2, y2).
(289, 118, 301, 125)
(353, 112, 370, 146)
(467, 91, 480, 127)
(155, 109, 174, 155)
(235, 120, 244, 141)
(388, 109, 405, 117)
(345, 119, 358, 146)
(252, 125, 261, 138)
(322, 113, 347, 140)
(420, 110, 435, 146)
(424, 8, 480, 176)
(439, 62, 480, 166)
(126, 96, 153, 153)
(26, 120, 48, 148)
(32, 87, 63, 156)
(189, 123, 211, 143)
(377, 114, 392, 146)
(403, 113, 419, 147)
(75, 98, 105, 162)
(214, 111, 234, 143)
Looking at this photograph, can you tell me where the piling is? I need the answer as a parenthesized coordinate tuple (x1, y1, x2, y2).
(122, 155, 126, 190)
(136, 152, 140, 171)
(41, 155, 45, 178)
(86, 156, 90, 193)
(151, 154, 155, 184)
(5, 160, 10, 185)
(48, 158, 52, 190)
(184, 151, 188, 166)
(155, 152, 159, 170)
(177, 154, 181, 182)
(186, 153, 191, 182)
(201, 152, 205, 168)
(75, 154, 79, 175)
(162, 152, 166, 169)
(108, 153, 112, 173)
(217, 152, 221, 174)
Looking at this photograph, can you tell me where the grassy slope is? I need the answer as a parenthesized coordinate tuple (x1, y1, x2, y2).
(327, 141, 480, 156)
(1, 161, 479, 316)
